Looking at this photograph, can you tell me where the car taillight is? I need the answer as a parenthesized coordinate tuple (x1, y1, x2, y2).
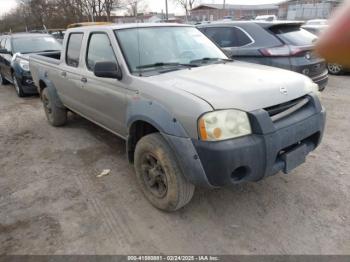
(259, 45, 304, 56)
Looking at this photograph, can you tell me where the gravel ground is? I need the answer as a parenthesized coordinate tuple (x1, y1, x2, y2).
(0, 75, 349, 255)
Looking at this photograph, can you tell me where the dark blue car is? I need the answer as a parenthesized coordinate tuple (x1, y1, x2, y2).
(0, 33, 61, 97)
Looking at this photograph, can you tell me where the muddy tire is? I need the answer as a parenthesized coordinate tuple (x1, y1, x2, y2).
(134, 133, 195, 211)
(41, 88, 67, 126)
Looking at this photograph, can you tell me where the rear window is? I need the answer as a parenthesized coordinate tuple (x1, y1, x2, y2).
(271, 26, 318, 46)
(66, 33, 83, 67)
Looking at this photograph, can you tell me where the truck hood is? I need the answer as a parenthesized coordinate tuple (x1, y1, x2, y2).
(143, 61, 314, 111)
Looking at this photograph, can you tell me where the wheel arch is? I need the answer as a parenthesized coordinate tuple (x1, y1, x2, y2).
(126, 99, 189, 163)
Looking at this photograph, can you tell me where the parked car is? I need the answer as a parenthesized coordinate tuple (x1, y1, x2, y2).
(67, 22, 113, 28)
(301, 24, 328, 36)
(0, 33, 61, 97)
(29, 24, 325, 211)
(198, 21, 329, 91)
(301, 24, 346, 75)
(304, 19, 328, 26)
(255, 15, 277, 21)
(48, 29, 66, 43)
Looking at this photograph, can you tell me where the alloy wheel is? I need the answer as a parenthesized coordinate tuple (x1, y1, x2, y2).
(328, 63, 343, 74)
(140, 153, 168, 198)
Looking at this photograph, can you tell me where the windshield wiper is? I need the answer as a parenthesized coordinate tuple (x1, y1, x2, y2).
(190, 57, 233, 64)
(137, 62, 198, 69)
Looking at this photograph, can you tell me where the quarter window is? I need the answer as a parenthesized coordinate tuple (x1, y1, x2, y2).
(66, 33, 83, 67)
(205, 27, 253, 48)
(86, 33, 117, 71)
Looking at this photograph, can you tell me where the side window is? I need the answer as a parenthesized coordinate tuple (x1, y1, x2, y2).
(66, 33, 83, 67)
(205, 27, 237, 48)
(205, 27, 252, 48)
(233, 27, 253, 46)
(86, 33, 117, 71)
(5, 38, 11, 52)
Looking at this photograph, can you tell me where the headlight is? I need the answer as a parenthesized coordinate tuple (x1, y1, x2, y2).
(306, 82, 320, 97)
(19, 59, 29, 71)
(198, 109, 252, 141)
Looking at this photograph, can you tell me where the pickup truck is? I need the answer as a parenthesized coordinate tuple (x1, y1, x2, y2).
(29, 24, 326, 211)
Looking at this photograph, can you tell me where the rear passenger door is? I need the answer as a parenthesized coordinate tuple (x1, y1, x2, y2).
(203, 27, 254, 58)
(80, 31, 126, 135)
(56, 32, 87, 114)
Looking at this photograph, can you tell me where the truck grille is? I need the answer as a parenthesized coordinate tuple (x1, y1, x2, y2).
(265, 96, 310, 122)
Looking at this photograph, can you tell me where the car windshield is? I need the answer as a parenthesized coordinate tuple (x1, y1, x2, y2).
(115, 26, 228, 75)
(12, 36, 62, 54)
(272, 26, 318, 46)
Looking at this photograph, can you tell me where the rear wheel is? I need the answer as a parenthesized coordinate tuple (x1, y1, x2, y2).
(327, 63, 343, 75)
(134, 133, 195, 211)
(41, 88, 67, 126)
(13, 74, 25, 97)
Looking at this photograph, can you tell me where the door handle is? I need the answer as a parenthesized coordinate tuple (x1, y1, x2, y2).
(61, 72, 67, 77)
(81, 77, 87, 83)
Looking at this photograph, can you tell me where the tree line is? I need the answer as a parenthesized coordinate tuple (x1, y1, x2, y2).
(0, 0, 146, 33)
(0, 0, 198, 33)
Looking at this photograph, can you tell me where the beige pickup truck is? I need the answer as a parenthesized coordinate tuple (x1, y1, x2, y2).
(29, 24, 326, 211)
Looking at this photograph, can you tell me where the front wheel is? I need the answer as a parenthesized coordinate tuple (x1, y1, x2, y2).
(41, 88, 67, 126)
(13, 74, 25, 97)
(134, 133, 195, 211)
(0, 72, 9, 85)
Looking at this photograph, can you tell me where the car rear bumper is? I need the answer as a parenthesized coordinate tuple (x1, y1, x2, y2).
(164, 94, 325, 188)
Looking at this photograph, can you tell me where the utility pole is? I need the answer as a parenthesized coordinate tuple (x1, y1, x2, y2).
(223, 0, 226, 9)
(165, 0, 169, 21)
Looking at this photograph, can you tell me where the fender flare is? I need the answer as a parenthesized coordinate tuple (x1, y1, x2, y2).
(126, 99, 188, 137)
(39, 77, 65, 109)
(126, 99, 213, 188)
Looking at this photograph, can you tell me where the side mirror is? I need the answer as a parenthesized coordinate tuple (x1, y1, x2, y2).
(0, 49, 11, 54)
(94, 61, 122, 80)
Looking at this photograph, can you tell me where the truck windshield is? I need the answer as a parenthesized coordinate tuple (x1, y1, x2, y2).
(12, 36, 62, 54)
(115, 27, 227, 74)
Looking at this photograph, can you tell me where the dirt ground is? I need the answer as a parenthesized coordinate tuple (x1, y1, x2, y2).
(0, 75, 349, 255)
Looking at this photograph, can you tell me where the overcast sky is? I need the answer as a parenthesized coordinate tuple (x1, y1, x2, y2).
(0, 0, 284, 17)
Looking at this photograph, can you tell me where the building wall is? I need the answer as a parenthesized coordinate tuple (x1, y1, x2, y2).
(190, 7, 278, 21)
(279, 0, 341, 20)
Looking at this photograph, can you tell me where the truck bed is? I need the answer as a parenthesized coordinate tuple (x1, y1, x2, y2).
(29, 51, 62, 94)
(30, 51, 61, 65)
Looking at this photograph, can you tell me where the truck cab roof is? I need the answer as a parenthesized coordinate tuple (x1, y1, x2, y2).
(66, 23, 191, 33)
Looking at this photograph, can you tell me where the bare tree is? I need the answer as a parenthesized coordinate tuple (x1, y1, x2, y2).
(124, 0, 147, 17)
(172, 0, 196, 19)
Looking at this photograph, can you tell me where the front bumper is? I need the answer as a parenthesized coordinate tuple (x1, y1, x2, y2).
(311, 70, 328, 91)
(164, 94, 326, 188)
(17, 74, 38, 94)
